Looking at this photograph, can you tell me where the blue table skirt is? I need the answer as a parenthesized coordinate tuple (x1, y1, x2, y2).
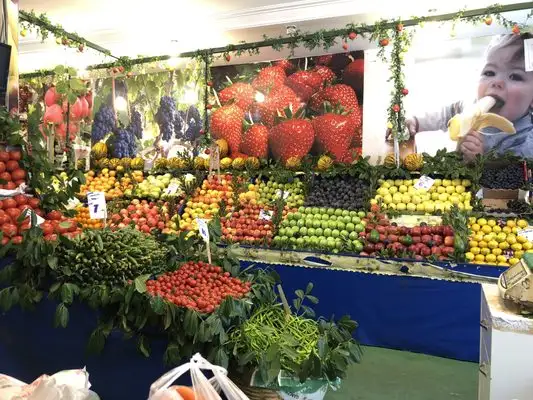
(0, 260, 481, 399)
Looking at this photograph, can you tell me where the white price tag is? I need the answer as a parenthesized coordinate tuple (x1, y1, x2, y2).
(196, 218, 209, 243)
(476, 189, 483, 199)
(22, 209, 45, 226)
(276, 189, 290, 200)
(259, 209, 274, 221)
(165, 183, 179, 195)
(525, 38, 533, 72)
(87, 192, 107, 219)
(518, 227, 533, 242)
(414, 175, 435, 190)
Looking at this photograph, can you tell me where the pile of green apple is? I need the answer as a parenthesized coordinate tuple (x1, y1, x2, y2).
(273, 207, 366, 253)
(256, 178, 305, 209)
(132, 173, 179, 199)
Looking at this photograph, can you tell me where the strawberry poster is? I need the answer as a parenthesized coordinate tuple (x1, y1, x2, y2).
(208, 51, 364, 166)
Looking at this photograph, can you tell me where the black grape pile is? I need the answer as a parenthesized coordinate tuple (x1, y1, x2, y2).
(130, 108, 143, 139)
(305, 176, 369, 210)
(91, 106, 116, 143)
(155, 96, 176, 141)
(111, 127, 136, 158)
(480, 164, 525, 189)
(490, 199, 532, 214)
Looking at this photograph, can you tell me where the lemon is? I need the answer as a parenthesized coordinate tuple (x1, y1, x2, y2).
(442, 179, 451, 187)
(446, 186, 456, 194)
(515, 250, 524, 259)
(469, 217, 477, 224)
(483, 234, 494, 242)
(402, 194, 411, 203)
(386, 179, 395, 187)
(499, 241, 510, 250)
(488, 240, 499, 249)
(394, 179, 404, 186)
(517, 219, 528, 229)
(477, 218, 487, 226)
(399, 185, 408, 193)
(455, 185, 466, 194)
(431, 193, 440, 201)
(473, 233, 484, 242)
(471, 247, 481, 255)
(497, 255, 507, 263)
(509, 257, 520, 265)
(393, 193, 403, 203)
(462, 179, 472, 187)
(437, 186, 446, 194)
(396, 203, 407, 211)
(381, 181, 390, 188)
(465, 252, 475, 261)
(496, 232, 507, 242)
(481, 225, 493, 234)
(388, 203, 397, 210)
(408, 187, 416, 195)
(378, 187, 389, 196)
(424, 203, 435, 213)
(412, 196, 422, 204)
(434, 178, 442, 186)
(434, 202, 444, 212)
(502, 226, 512, 234)
(383, 194, 393, 204)
(469, 240, 479, 248)
(416, 203, 425, 211)
(479, 240, 488, 248)
(449, 195, 460, 204)
(458, 203, 465, 210)
(511, 243, 523, 251)
(517, 235, 527, 244)
(404, 179, 413, 186)
(480, 248, 491, 256)
(485, 254, 497, 264)
(487, 219, 496, 227)
(507, 220, 516, 228)
(471, 224, 481, 232)
(389, 186, 398, 194)
(492, 248, 502, 256)
(407, 203, 416, 211)
(492, 225, 502, 233)
(512, 227, 519, 234)
(464, 192, 472, 199)
(523, 242, 533, 250)
(475, 254, 485, 262)
(507, 235, 517, 245)
(438, 193, 448, 202)
(498, 262, 510, 267)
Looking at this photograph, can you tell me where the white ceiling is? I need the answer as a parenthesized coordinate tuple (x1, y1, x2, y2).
(18, 0, 531, 73)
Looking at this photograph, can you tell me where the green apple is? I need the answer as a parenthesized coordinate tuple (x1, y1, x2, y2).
(357, 211, 366, 218)
(346, 223, 355, 231)
(355, 223, 365, 232)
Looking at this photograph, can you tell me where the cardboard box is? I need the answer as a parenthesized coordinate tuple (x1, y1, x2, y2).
(482, 188, 519, 200)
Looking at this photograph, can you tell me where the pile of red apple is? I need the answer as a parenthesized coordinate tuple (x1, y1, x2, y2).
(0, 195, 81, 245)
(0, 149, 26, 190)
(109, 199, 169, 233)
(221, 204, 275, 245)
(359, 211, 455, 261)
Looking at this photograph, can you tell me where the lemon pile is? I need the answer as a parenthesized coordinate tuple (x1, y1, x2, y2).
(372, 178, 473, 213)
(466, 217, 532, 266)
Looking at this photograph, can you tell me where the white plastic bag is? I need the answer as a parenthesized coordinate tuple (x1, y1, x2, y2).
(148, 353, 249, 400)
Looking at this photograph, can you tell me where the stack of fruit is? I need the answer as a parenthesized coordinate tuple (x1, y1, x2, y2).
(74, 206, 104, 229)
(179, 175, 234, 231)
(1, 194, 42, 244)
(40, 211, 82, 241)
(0, 149, 26, 190)
(78, 169, 143, 199)
(108, 199, 169, 233)
(466, 216, 532, 266)
(256, 178, 305, 209)
(480, 163, 524, 189)
(146, 261, 251, 313)
(132, 173, 180, 200)
(305, 175, 368, 211)
(373, 178, 473, 213)
(221, 204, 275, 245)
(273, 207, 366, 252)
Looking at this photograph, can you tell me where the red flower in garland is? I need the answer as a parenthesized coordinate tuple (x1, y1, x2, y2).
(401, 88, 409, 95)
(392, 104, 400, 112)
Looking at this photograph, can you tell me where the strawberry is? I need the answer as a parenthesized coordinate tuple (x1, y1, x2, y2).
(210, 104, 245, 155)
(219, 82, 254, 110)
(312, 65, 336, 85)
(310, 84, 361, 134)
(312, 102, 355, 161)
(338, 147, 362, 164)
(269, 107, 315, 163)
(316, 54, 333, 65)
(257, 85, 301, 127)
(343, 59, 364, 94)
(285, 70, 324, 102)
(274, 59, 296, 72)
(240, 124, 269, 158)
(252, 66, 286, 92)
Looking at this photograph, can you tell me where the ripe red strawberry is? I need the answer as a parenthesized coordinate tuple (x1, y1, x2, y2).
(285, 70, 324, 102)
(219, 82, 254, 110)
(210, 104, 245, 155)
(316, 54, 333, 65)
(310, 84, 361, 133)
(343, 59, 364, 94)
(252, 66, 286, 92)
(257, 85, 301, 127)
(274, 59, 296, 72)
(269, 107, 315, 163)
(312, 65, 336, 85)
(240, 124, 269, 158)
(312, 102, 355, 161)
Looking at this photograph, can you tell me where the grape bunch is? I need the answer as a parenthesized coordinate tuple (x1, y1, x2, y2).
(174, 110, 185, 139)
(183, 105, 203, 141)
(91, 106, 116, 143)
(111, 127, 137, 158)
(129, 107, 143, 139)
(305, 175, 369, 210)
(480, 164, 525, 189)
(155, 96, 176, 141)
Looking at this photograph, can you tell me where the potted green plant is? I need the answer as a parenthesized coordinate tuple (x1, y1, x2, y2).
(228, 282, 362, 400)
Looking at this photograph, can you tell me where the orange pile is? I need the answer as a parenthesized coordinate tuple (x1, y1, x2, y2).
(78, 169, 143, 199)
(74, 206, 104, 229)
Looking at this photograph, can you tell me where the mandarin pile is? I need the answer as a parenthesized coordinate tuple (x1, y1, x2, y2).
(79, 169, 143, 199)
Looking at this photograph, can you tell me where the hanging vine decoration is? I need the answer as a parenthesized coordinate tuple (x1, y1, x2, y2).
(19, 9, 114, 58)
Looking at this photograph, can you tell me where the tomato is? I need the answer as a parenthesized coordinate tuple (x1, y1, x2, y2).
(44, 233, 58, 241)
(1, 223, 17, 237)
(27, 197, 40, 209)
(40, 222, 54, 236)
(1, 236, 9, 245)
(0, 171, 11, 182)
(4, 182, 16, 190)
(0, 151, 8, 162)
(11, 236, 23, 245)
(46, 210, 63, 220)
(5, 208, 20, 221)
(13, 194, 28, 206)
(11, 169, 26, 181)
(0, 161, 4, 173)
(8, 150, 22, 161)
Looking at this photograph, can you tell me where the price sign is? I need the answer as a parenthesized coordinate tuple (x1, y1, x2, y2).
(276, 190, 290, 200)
(196, 218, 210, 243)
(165, 183, 179, 195)
(518, 227, 533, 242)
(87, 192, 107, 219)
(22, 209, 45, 226)
(259, 210, 274, 221)
(413, 175, 435, 190)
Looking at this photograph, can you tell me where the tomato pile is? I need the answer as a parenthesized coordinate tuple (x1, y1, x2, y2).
(109, 199, 169, 233)
(1, 195, 42, 244)
(0, 149, 26, 190)
(146, 261, 251, 313)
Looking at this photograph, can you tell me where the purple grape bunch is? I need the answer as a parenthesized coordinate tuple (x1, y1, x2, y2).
(111, 126, 137, 158)
(91, 106, 116, 143)
(155, 96, 176, 141)
(182, 106, 203, 142)
(130, 107, 143, 140)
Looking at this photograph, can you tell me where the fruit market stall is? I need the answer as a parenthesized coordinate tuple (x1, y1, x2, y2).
(3, 3, 533, 399)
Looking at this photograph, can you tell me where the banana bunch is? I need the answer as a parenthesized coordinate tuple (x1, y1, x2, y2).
(448, 96, 516, 141)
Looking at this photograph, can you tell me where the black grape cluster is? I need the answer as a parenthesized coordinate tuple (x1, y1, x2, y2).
(305, 176, 369, 210)
(155, 96, 176, 141)
(183, 106, 203, 142)
(91, 106, 116, 143)
(174, 110, 185, 138)
(111, 127, 137, 158)
(480, 164, 525, 189)
(130, 108, 143, 140)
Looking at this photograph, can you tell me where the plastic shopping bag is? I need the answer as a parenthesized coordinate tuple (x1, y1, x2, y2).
(148, 353, 249, 400)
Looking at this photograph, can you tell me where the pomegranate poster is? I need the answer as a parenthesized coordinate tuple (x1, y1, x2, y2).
(209, 51, 364, 166)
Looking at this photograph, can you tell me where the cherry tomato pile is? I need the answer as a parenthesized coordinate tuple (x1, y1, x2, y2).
(146, 261, 251, 313)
